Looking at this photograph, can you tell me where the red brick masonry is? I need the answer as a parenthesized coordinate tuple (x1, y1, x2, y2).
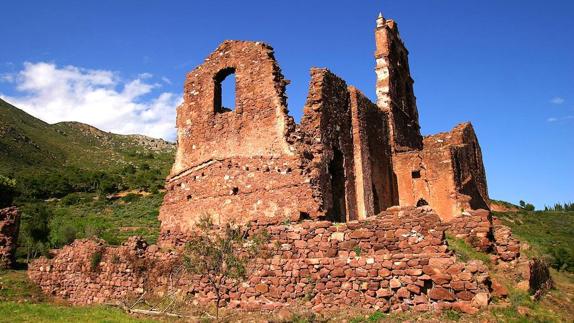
(30, 207, 500, 313)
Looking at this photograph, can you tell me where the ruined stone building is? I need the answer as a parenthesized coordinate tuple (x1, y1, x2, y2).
(30, 14, 553, 313)
(159, 13, 490, 238)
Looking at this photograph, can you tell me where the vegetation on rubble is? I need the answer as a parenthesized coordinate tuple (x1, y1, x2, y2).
(495, 210, 574, 272)
(445, 234, 491, 265)
(15, 192, 164, 262)
(90, 250, 103, 272)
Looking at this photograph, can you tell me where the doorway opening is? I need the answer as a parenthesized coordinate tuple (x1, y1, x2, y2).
(327, 148, 346, 222)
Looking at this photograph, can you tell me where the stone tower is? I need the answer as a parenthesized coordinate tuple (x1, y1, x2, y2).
(374, 13, 423, 152)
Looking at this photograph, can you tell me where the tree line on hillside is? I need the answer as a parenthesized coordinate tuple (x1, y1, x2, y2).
(4, 163, 166, 201)
(544, 202, 574, 212)
(1, 163, 168, 262)
(518, 200, 535, 211)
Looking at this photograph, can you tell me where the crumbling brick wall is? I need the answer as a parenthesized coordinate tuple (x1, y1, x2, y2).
(349, 86, 397, 218)
(446, 209, 494, 253)
(393, 123, 490, 221)
(159, 41, 321, 235)
(28, 207, 492, 313)
(298, 68, 358, 222)
(160, 13, 492, 234)
(0, 207, 20, 269)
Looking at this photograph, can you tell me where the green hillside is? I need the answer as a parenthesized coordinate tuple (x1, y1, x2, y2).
(0, 98, 175, 258)
(0, 98, 174, 178)
(0, 98, 175, 199)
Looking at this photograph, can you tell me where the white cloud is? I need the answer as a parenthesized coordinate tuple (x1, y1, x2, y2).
(547, 115, 574, 123)
(550, 97, 565, 105)
(161, 77, 172, 85)
(0, 62, 181, 140)
(0, 74, 14, 82)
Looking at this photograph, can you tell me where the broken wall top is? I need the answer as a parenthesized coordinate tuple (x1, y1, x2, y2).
(171, 41, 296, 178)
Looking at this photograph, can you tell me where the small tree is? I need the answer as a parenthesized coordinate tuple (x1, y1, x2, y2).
(183, 214, 267, 320)
(20, 204, 52, 262)
(519, 200, 535, 211)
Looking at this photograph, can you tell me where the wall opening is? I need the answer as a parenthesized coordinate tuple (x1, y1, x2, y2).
(416, 198, 428, 207)
(213, 67, 236, 113)
(327, 148, 347, 222)
(411, 170, 421, 179)
(372, 183, 381, 214)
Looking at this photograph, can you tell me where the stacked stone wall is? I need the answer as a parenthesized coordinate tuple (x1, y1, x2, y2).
(0, 206, 20, 269)
(29, 207, 492, 313)
(160, 156, 318, 235)
(446, 209, 494, 253)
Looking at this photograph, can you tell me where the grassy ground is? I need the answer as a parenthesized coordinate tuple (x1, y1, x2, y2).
(0, 270, 158, 323)
(494, 210, 574, 272)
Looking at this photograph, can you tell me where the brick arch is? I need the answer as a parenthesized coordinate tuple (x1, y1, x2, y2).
(171, 41, 295, 176)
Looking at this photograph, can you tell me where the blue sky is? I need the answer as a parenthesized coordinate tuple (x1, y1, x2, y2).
(0, 0, 572, 207)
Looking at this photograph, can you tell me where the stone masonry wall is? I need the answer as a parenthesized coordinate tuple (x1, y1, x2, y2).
(393, 123, 490, 221)
(160, 41, 320, 232)
(171, 40, 295, 176)
(29, 207, 492, 313)
(299, 68, 358, 222)
(160, 156, 319, 235)
(349, 86, 398, 219)
(0, 207, 20, 269)
(374, 15, 423, 152)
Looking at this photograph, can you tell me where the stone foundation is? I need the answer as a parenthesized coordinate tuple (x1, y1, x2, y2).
(0, 207, 20, 269)
(30, 207, 494, 313)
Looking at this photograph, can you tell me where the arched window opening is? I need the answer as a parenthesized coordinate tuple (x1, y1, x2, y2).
(213, 67, 236, 113)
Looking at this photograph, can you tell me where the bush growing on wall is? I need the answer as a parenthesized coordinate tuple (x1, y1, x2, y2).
(183, 214, 268, 319)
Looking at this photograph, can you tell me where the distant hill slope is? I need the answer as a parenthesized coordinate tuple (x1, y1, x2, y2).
(0, 98, 175, 178)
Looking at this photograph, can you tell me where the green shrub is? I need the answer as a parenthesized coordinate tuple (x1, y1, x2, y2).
(0, 175, 17, 208)
(90, 250, 103, 272)
(121, 193, 140, 203)
(60, 192, 90, 206)
(446, 234, 491, 264)
(443, 309, 461, 321)
(548, 247, 574, 272)
(19, 204, 52, 261)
